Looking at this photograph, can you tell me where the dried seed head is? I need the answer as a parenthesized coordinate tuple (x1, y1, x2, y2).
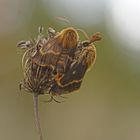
(18, 33, 55, 95)
(38, 26, 44, 34)
(48, 27, 56, 38)
(17, 40, 32, 49)
(21, 44, 55, 95)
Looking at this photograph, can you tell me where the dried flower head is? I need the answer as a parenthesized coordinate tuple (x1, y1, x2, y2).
(17, 26, 101, 140)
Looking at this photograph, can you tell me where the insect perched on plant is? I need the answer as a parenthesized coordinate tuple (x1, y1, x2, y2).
(17, 25, 101, 140)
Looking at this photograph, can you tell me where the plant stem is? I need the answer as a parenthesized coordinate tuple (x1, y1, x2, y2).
(33, 94, 43, 140)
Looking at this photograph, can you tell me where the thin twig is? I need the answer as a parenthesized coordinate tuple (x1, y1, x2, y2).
(33, 94, 43, 140)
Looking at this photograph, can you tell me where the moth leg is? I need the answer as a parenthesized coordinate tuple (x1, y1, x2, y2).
(43, 95, 64, 103)
(43, 89, 65, 103)
(50, 84, 67, 103)
(52, 97, 64, 103)
(43, 95, 53, 103)
(59, 95, 68, 99)
(50, 90, 66, 103)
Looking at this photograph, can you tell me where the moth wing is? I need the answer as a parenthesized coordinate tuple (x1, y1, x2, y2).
(31, 38, 62, 68)
(50, 61, 85, 95)
(60, 45, 96, 86)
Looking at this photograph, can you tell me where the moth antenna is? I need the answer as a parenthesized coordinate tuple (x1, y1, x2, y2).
(42, 95, 65, 103)
(55, 16, 71, 25)
(33, 94, 43, 140)
(76, 29, 89, 40)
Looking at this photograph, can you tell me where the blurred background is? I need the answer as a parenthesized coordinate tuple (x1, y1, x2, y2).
(0, 0, 140, 140)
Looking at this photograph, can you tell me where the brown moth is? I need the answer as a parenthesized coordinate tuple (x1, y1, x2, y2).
(49, 32, 102, 98)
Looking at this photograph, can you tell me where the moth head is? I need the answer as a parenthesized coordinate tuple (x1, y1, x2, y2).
(79, 45, 96, 69)
(57, 27, 79, 49)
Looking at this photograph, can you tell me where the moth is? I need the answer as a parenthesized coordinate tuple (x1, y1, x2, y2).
(17, 26, 101, 140)
(48, 32, 101, 100)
